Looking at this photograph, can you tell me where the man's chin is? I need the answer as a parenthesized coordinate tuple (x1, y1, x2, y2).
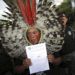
(31, 41, 38, 44)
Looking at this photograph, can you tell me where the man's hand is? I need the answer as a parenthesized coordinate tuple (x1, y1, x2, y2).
(22, 58, 32, 68)
(48, 54, 62, 65)
(48, 54, 55, 63)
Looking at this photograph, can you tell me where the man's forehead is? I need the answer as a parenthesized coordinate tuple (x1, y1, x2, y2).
(28, 27, 38, 32)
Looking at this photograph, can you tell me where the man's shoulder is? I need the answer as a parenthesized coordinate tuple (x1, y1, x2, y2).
(66, 26, 72, 31)
(65, 26, 73, 36)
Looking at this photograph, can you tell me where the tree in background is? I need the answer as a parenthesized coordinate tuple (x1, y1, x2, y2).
(57, 0, 75, 29)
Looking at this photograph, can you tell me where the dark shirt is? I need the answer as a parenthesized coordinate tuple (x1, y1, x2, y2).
(54, 26, 75, 57)
(14, 57, 68, 75)
(0, 42, 13, 75)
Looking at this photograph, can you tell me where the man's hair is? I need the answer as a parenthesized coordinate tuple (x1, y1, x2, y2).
(58, 12, 69, 18)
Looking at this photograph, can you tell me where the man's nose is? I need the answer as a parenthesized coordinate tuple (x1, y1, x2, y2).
(31, 33, 36, 37)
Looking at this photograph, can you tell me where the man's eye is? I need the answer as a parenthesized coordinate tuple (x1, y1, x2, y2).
(33, 32, 37, 34)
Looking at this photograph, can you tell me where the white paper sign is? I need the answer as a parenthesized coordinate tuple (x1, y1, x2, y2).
(26, 43, 50, 74)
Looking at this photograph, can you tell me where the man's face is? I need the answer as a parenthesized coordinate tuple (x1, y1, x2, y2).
(59, 14, 68, 27)
(27, 27, 41, 44)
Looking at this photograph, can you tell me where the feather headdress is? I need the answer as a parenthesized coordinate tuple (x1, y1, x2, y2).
(0, 0, 64, 58)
